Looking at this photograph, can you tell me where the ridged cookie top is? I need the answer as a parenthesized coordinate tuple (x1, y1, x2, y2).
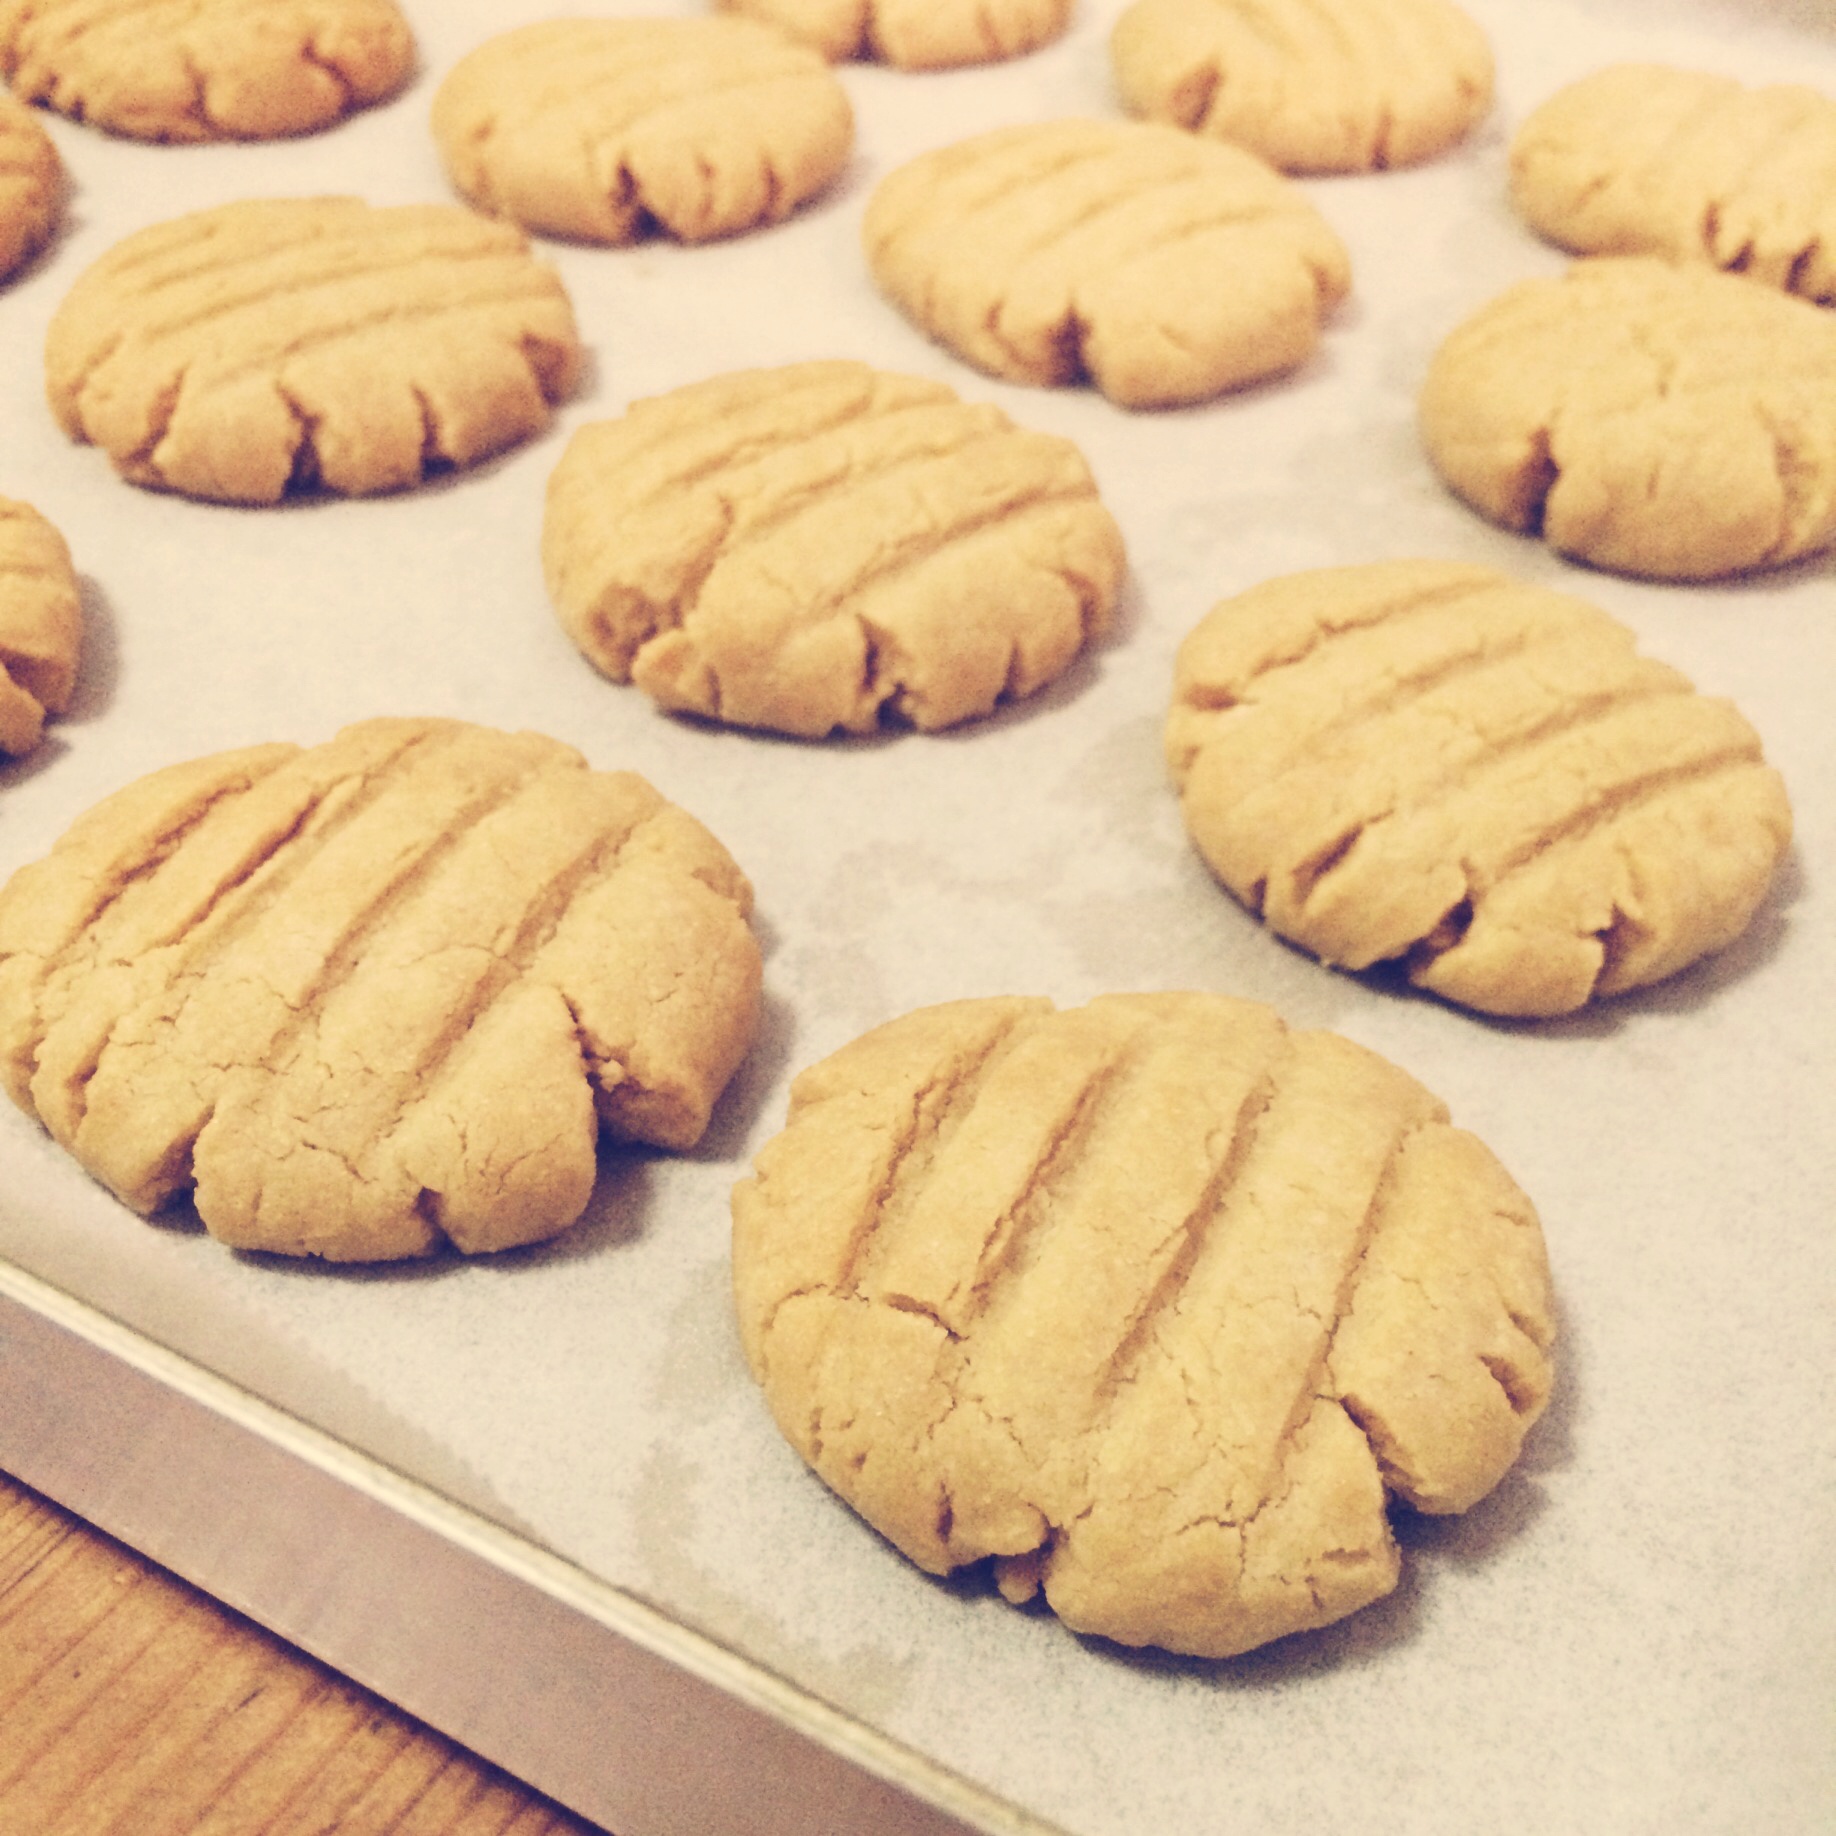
(0, 497, 81, 757)
(431, 17, 853, 245)
(1167, 560, 1793, 1016)
(542, 361, 1125, 737)
(1419, 257, 1836, 580)
(717, 0, 1071, 71)
(863, 118, 1350, 409)
(0, 89, 59, 280)
(733, 991, 1553, 1657)
(1112, 0, 1493, 173)
(0, 719, 762, 1260)
(1510, 64, 1836, 306)
(0, 0, 413, 142)
(44, 197, 582, 504)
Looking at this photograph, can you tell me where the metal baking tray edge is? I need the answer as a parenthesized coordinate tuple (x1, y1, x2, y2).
(0, 1256, 1050, 1836)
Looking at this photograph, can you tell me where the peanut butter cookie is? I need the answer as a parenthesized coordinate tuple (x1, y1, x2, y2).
(0, 498, 81, 758)
(543, 361, 1124, 737)
(717, 0, 1069, 71)
(432, 17, 852, 245)
(1510, 64, 1836, 305)
(0, 719, 763, 1259)
(45, 197, 582, 504)
(1419, 257, 1836, 580)
(733, 991, 1554, 1657)
(1112, 0, 1493, 173)
(864, 119, 1349, 409)
(0, 0, 413, 143)
(1166, 560, 1793, 1016)
(0, 88, 59, 279)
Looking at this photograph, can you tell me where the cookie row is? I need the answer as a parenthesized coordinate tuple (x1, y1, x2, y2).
(7, 5, 1833, 293)
(0, 718, 1559, 1667)
(0, 0, 1484, 148)
(9, 356, 1796, 1021)
(0, 531, 1792, 1272)
(13, 109, 1834, 592)
(10, 8, 1834, 601)
(0, 0, 1068, 151)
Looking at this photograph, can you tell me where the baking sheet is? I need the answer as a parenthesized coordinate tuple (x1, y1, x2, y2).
(2, 1, 1833, 1831)
(0, 1263, 1013, 1836)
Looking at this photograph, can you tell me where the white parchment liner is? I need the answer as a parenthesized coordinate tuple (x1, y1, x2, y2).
(2, 2, 1831, 1829)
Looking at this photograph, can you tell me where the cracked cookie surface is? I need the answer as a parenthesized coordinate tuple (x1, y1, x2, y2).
(863, 118, 1349, 409)
(44, 196, 582, 504)
(0, 88, 59, 280)
(1419, 257, 1836, 580)
(0, 497, 81, 758)
(732, 990, 1554, 1658)
(0, 0, 413, 143)
(431, 16, 852, 246)
(717, 0, 1069, 71)
(1112, 0, 1493, 174)
(1509, 64, 1836, 305)
(542, 361, 1125, 737)
(0, 717, 763, 1260)
(1166, 560, 1793, 1017)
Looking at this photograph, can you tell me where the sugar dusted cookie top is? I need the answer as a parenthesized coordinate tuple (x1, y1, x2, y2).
(863, 118, 1350, 409)
(1112, 0, 1493, 173)
(0, 497, 81, 758)
(718, 0, 1070, 71)
(431, 17, 853, 246)
(45, 197, 583, 505)
(0, 88, 59, 281)
(0, 719, 763, 1261)
(543, 361, 1125, 738)
(1510, 64, 1836, 306)
(1166, 560, 1793, 1017)
(732, 990, 1554, 1658)
(0, 0, 413, 143)
(1419, 257, 1836, 580)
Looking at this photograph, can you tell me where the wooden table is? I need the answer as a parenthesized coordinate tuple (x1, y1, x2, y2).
(0, 1469, 602, 1835)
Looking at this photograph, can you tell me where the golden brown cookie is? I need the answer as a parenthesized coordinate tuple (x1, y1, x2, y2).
(0, 718, 763, 1260)
(1165, 560, 1793, 1017)
(430, 17, 853, 245)
(0, 0, 413, 143)
(542, 361, 1125, 737)
(732, 990, 1554, 1658)
(1419, 257, 1836, 580)
(0, 88, 59, 280)
(44, 197, 583, 505)
(717, 0, 1069, 70)
(0, 497, 81, 758)
(1509, 64, 1836, 306)
(864, 119, 1350, 410)
(1112, 0, 1493, 173)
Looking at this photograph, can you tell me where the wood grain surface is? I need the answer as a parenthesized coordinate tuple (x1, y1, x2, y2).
(0, 1469, 605, 1835)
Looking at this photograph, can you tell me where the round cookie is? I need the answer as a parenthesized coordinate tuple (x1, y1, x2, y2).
(0, 497, 81, 758)
(542, 361, 1125, 738)
(863, 119, 1350, 409)
(1112, 0, 1493, 174)
(1419, 257, 1836, 580)
(431, 17, 853, 246)
(0, 88, 59, 281)
(45, 197, 583, 505)
(716, 0, 1069, 71)
(1509, 64, 1836, 306)
(0, 0, 413, 143)
(0, 718, 763, 1260)
(732, 990, 1555, 1658)
(1165, 560, 1793, 1018)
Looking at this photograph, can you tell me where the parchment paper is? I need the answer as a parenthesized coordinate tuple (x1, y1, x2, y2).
(2, 2, 1832, 1830)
